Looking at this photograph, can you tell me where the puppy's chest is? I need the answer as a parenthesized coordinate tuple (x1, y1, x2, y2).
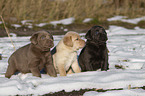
(40, 52, 50, 63)
(64, 52, 77, 70)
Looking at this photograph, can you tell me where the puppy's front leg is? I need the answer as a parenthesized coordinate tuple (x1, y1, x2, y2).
(101, 48, 109, 71)
(71, 59, 81, 73)
(104, 49, 109, 71)
(29, 60, 41, 77)
(30, 67, 41, 77)
(45, 53, 57, 77)
(58, 64, 67, 76)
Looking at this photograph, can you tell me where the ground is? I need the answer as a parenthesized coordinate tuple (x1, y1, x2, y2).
(1, 20, 145, 37)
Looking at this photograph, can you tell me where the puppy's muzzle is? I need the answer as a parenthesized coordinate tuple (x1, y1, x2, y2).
(79, 39, 85, 48)
(43, 39, 54, 49)
(97, 33, 107, 42)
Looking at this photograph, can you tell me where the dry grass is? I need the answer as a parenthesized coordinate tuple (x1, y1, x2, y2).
(0, 0, 145, 23)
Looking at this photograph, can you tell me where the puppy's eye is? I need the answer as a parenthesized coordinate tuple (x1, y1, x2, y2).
(76, 38, 79, 40)
(41, 36, 46, 39)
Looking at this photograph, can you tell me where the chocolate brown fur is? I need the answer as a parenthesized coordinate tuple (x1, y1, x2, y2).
(5, 31, 57, 78)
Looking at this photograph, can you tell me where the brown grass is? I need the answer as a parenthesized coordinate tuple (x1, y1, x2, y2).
(0, 0, 145, 24)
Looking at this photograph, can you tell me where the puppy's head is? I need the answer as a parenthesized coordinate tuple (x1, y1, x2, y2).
(30, 31, 54, 51)
(63, 31, 85, 50)
(86, 25, 108, 43)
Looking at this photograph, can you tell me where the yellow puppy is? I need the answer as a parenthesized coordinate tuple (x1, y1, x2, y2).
(52, 31, 85, 76)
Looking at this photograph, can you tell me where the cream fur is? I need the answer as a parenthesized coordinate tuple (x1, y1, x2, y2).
(53, 31, 85, 76)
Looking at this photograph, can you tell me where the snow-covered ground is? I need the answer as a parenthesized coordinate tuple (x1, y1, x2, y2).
(107, 16, 145, 24)
(0, 25, 145, 95)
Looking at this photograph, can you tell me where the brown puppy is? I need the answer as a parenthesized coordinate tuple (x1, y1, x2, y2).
(5, 31, 57, 78)
(52, 31, 85, 76)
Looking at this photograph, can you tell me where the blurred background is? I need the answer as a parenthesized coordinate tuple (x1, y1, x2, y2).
(0, 0, 145, 36)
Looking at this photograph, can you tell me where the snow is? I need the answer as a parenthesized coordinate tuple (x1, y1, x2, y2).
(35, 23, 48, 27)
(83, 18, 93, 23)
(50, 17, 75, 26)
(10, 17, 75, 29)
(0, 17, 145, 95)
(107, 16, 127, 21)
(107, 16, 145, 24)
(11, 24, 21, 28)
(21, 20, 33, 25)
(0, 21, 2, 24)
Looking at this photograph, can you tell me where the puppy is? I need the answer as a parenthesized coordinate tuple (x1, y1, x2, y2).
(52, 31, 85, 76)
(5, 31, 57, 78)
(78, 25, 109, 71)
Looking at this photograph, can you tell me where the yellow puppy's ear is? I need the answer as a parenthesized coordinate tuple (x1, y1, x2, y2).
(63, 35, 73, 47)
(30, 32, 38, 44)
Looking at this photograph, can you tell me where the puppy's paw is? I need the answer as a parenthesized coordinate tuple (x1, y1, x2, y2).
(30, 68, 41, 78)
(34, 74, 41, 78)
(57, 65, 67, 76)
(60, 72, 67, 76)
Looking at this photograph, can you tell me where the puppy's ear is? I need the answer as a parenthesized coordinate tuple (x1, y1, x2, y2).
(30, 32, 38, 44)
(63, 36, 73, 47)
(85, 30, 92, 40)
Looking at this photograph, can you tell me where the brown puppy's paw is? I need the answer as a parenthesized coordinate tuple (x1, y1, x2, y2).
(33, 73, 41, 78)
(47, 71, 57, 77)
(45, 65, 57, 77)
(5, 74, 11, 79)
(30, 68, 41, 78)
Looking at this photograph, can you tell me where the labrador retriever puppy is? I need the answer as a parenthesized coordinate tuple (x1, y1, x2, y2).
(52, 31, 85, 76)
(5, 31, 57, 78)
(78, 25, 109, 71)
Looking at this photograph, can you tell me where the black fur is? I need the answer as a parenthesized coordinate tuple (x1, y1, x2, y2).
(51, 46, 56, 55)
(78, 25, 109, 71)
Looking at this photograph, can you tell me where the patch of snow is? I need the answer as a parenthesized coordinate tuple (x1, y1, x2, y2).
(134, 26, 145, 31)
(28, 25, 33, 29)
(9, 33, 17, 37)
(64, 29, 68, 31)
(83, 18, 93, 23)
(121, 17, 145, 24)
(21, 20, 33, 25)
(35, 23, 48, 27)
(107, 16, 127, 21)
(11, 24, 21, 28)
(109, 25, 145, 36)
(107, 16, 145, 24)
(0, 21, 2, 24)
(25, 23, 32, 26)
(50, 17, 75, 26)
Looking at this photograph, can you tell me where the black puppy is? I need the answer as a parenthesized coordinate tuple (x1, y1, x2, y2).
(78, 25, 109, 71)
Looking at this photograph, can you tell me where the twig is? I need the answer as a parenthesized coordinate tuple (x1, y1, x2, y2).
(0, 15, 16, 51)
